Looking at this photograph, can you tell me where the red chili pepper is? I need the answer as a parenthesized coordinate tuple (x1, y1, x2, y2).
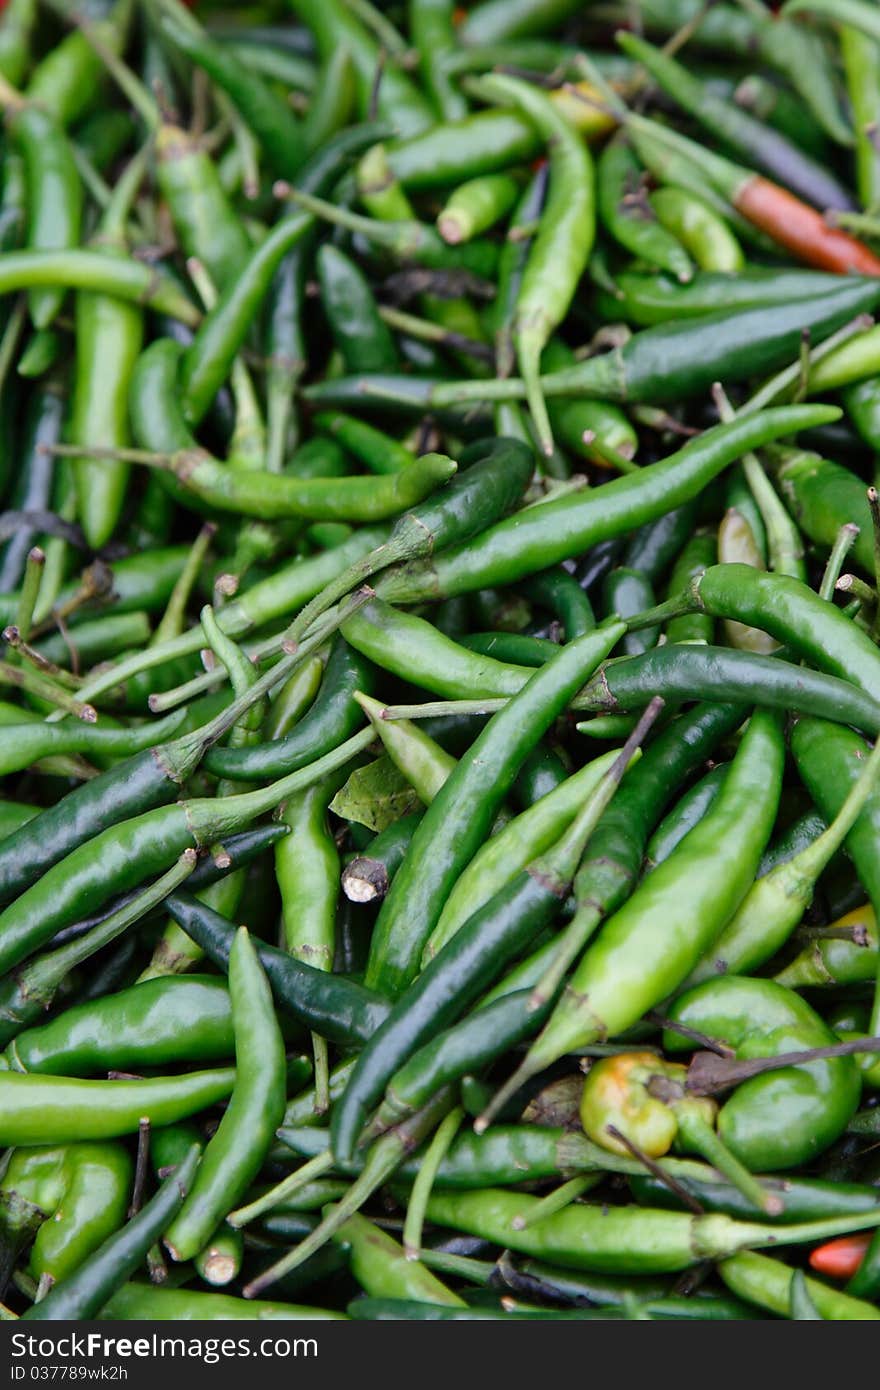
(737, 178, 880, 275)
(808, 1233, 871, 1280)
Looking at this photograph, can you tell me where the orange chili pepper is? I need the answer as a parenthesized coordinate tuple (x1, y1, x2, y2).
(809, 1233, 871, 1280)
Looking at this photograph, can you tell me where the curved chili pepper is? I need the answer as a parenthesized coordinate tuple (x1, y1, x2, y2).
(162, 928, 285, 1262)
(665, 977, 862, 1171)
(373, 406, 838, 602)
(164, 891, 391, 1046)
(489, 709, 783, 1122)
(21, 1145, 200, 1321)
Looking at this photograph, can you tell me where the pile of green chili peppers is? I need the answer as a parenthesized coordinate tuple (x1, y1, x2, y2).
(2, 0, 880, 1326)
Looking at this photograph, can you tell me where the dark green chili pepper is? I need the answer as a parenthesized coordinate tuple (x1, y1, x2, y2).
(180, 212, 312, 427)
(770, 444, 874, 578)
(160, 17, 308, 180)
(573, 645, 880, 736)
(619, 31, 855, 211)
(361, 622, 626, 1003)
(164, 891, 391, 1046)
(333, 702, 645, 1160)
(0, 375, 64, 591)
(290, 0, 433, 138)
(646, 764, 728, 870)
(410, 0, 467, 122)
(206, 637, 374, 782)
(630, 1169, 880, 1226)
(316, 244, 397, 373)
(424, 282, 880, 411)
(603, 568, 659, 657)
(492, 710, 783, 1122)
(596, 266, 857, 327)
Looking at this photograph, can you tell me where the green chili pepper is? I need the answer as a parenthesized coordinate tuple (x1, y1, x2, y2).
(423, 1187, 880, 1277)
(597, 137, 692, 282)
(422, 283, 879, 411)
(332, 1209, 464, 1305)
(99, 1284, 346, 1319)
(841, 23, 880, 212)
(488, 709, 783, 1125)
(619, 31, 855, 212)
(23, 1143, 132, 1294)
(290, 0, 433, 138)
(0, 1073, 233, 1148)
(316, 244, 397, 373)
(372, 406, 839, 602)
(665, 977, 862, 1171)
(7, 101, 83, 329)
(159, 17, 307, 180)
(333, 699, 647, 1160)
(21, 1145, 200, 1321)
(165, 892, 391, 1047)
(3, 976, 235, 1077)
(596, 266, 855, 327)
(573, 645, 880, 736)
(162, 928, 285, 1262)
(719, 1250, 879, 1321)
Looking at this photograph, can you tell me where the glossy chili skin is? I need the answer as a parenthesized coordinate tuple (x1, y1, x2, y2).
(574, 644, 880, 736)
(164, 891, 391, 1046)
(597, 267, 857, 327)
(10, 103, 83, 329)
(791, 716, 880, 919)
(206, 638, 374, 782)
(619, 30, 854, 211)
(687, 564, 880, 704)
(21, 1147, 200, 1321)
(425, 282, 880, 408)
(317, 244, 398, 373)
(522, 710, 783, 1080)
(21, 1143, 133, 1290)
(424, 748, 621, 960)
(131, 338, 457, 520)
(597, 136, 692, 282)
(0, 1072, 234, 1148)
(0, 375, 64, 591)
(361, 623, 626, 1001)
(771, 444, 875, 578)
(163, 929, 286, 1263)
(666, 978, 863, 1171)
(342, 596, 533, 699)
(2, 976, 235, 1077)
(0, 746, 189, 908)
(374, 406, 838, 601)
